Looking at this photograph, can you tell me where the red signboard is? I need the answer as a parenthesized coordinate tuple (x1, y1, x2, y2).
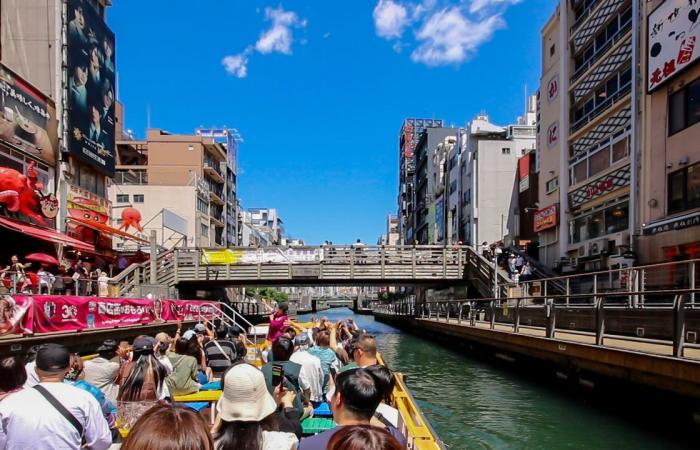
(0, 295, 33, 335)
(533, 204, 558, 233)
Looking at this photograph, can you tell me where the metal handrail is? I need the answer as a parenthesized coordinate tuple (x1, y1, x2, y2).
(571, 81, 631, 133)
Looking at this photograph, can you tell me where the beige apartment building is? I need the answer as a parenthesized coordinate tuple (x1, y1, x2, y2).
(536, 0, 636, 272)
(638, 0, 700, 263)
(109, 129, 231, 250)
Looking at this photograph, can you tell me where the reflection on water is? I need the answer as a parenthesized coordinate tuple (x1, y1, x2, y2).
(298, 308, 693, 450)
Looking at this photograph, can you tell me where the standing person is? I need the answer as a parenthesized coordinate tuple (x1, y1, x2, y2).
(213, 363, 300, 450)
(96, 270, 110, 297)
(289, 334, 324, 406)
(37, 265, 55, 294)
(481, 241, 491, 258)
(83, 340, 120, 403)
(267, 302, 289, 345)
(515, 254, 525, 273)
(203, 325, 237, 379)
(120, 403, 214, 450)
(0, 343, 112, 450)
(1, 255, 31, 293)
(520, 262, 533, 283)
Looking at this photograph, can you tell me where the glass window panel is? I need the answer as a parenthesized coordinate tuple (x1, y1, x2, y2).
(605, 202, 628, 234)
(669, 89, 686, 134)
(606, 76, 618, 97)
(619, 67, 632, 86)
(607, 18, 618, 36)
(620, 6, 632, 24)
(574, 161, 587, 184)
(668, 170, 685, 214)
(688, 164, 700, 210)
(587, 210, 605, 239)
(612, 138, 628, 162)
(685, 80, 700, 129)
(589, 147, 610, 177)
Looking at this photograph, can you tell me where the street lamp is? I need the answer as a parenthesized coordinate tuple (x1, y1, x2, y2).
(493, 247, 503, 300)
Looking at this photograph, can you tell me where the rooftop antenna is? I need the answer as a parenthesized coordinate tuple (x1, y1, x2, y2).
(146, 104, 151, 133)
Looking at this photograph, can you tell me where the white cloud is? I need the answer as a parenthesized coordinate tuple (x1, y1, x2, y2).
(255, 6, 306, 55)
(222, 51, 250, 78)
(468, 0, 522, 14)
(411, 8, 503, 66)
(373, 0, 410, 38)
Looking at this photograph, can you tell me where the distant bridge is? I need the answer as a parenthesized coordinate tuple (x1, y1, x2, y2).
(112, 245, 505, 297)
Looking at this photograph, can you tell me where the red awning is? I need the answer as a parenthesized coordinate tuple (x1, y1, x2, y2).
(68, 217, 149, 244)
(0, 216, 95, 252)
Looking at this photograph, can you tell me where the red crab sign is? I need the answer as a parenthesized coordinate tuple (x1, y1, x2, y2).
(0, 161, 57, 225)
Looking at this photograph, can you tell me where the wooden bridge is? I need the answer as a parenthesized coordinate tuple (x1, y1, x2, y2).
(110, 245, 507, 296)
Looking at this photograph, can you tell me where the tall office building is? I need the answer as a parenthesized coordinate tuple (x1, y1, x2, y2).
(397, 118, 443, 244)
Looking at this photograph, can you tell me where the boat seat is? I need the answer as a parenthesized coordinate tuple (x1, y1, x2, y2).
(313, 402, 332, 417)
(184, 402, 209, 412)
(302, 417, 335, 435)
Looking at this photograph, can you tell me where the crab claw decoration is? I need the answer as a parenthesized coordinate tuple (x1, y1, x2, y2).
(119, 207, 143, 233)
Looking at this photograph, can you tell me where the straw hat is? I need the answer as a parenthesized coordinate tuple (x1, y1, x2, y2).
(217, 363, 277, 422)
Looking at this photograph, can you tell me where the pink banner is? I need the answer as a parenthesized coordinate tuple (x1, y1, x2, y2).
(0, 295, 33, 335)
(163, 300, 221, 322)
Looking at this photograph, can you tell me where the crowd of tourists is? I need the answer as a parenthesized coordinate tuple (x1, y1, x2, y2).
(0, 301, 405, 449)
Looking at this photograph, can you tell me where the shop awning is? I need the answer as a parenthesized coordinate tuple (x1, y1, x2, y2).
(0, 216, 95, 252)
(68, 217, 149, 244)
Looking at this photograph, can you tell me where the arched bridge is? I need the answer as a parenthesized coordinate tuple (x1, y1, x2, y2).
(111, 245, 507, 296)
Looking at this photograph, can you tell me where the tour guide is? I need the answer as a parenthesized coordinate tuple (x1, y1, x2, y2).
(266, 302, 289, 344)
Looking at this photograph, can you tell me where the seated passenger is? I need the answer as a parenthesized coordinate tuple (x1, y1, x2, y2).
(165, 334, 200, 396)
(83, 339, 120, 403)
(0, 355, 26, 401)
(213, 363, 299, 450)
(326, 425, 403, 450)
(307, 330, 340, 394)
(117, 336, 169, 402)
(261, 337, 307, 417)
(154, 333, 173, 374)
(340, 334, 378, 372)
(298, 368, 401, 450)
(121, 403, 214, 450)
(364, 365, 401, 432)
(203, 325, 236, 379)
(289, 334, 324, 406)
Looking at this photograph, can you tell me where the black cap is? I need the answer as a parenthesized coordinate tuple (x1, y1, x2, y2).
(35, 343, 70, 372)
(96, 339, 117, 353)
(132, 336, 156, 354)
(277, 302, 289, 313)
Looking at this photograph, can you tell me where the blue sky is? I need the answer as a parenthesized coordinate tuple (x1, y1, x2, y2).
(109, 0, 556, 245)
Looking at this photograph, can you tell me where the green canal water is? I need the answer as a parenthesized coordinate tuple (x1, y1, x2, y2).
(298, 308, 695, 450)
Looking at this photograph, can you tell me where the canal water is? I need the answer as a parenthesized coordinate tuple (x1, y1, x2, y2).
(298, 308, 694, 450)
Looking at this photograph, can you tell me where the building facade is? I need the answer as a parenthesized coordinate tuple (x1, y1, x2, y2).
(397, 118, 443, 244)
(110, 129, 232, 249)
(537, 0, 636, 272)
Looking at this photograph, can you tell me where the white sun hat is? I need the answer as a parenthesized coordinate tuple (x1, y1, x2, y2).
(217, 363, 278, 422)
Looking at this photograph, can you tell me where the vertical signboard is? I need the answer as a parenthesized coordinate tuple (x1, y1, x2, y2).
(518, 153, 531, 193)
(66, 0, 116, 176)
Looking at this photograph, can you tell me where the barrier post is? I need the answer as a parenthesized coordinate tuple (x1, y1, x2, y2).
(673, 294, 686, 357)
(595, 296, 605, 346)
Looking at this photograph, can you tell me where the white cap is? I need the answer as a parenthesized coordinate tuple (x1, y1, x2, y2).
(217, 363, 277, 422)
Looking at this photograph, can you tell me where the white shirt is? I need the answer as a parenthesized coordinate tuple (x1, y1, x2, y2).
(156, 354, 173, 374)
(0, 382, 112, 450)
(83, 357, 120, 404)
(290, 349, 324, 403)
(23, 361, 40, 388)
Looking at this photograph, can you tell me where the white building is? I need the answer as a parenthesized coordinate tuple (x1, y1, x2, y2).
(462, 99, 537, 246)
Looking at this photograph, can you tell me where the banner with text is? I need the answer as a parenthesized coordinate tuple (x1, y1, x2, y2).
(0, 295, 33, 335)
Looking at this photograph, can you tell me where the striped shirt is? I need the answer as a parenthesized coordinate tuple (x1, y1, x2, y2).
(203, 339, 237, 377)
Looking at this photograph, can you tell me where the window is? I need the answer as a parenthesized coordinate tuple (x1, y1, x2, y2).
(75, 164, 105, 197)
(569, 200, 629, 243)
(668, 79, 700, 134)
(545, 177, 559, 194)
(449, 180, 457, 194)
(197, 197, 208, 214)
(201, 223, 209, 237)
(116, 194, 128, 203)
(502, 147, 511, 155)
(573, 161, 587, 185)
(588, 147, 610, 178)
(668, 162, 700, 214)
(133, 194, 144, 203)
(612, 138, 628, 162)
(550, 44, 555, 57)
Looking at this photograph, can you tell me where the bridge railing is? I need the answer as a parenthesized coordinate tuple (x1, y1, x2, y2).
(374, 288, 700, 359)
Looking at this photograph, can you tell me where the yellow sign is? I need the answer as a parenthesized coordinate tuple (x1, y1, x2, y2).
(200, 249, 243, 265)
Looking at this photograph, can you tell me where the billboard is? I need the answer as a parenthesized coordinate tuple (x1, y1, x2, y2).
(0, 63, 58, 166)
(518, 153, 530, 193)
(533, 204, 558, 233)
(66, 183, 113, 250)
(648, 0, 700, 91)
(196, 128, 238, 174)
(66, 0, 116, 176)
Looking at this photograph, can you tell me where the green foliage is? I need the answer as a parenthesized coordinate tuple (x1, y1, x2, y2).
(247, 287, 288, 302)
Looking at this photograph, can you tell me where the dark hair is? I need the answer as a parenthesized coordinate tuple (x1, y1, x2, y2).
(118, 354, 168, 401)
(334, 368, 382, 420)
(271, 337, 294, 362)
(355, 334, 377, 357)
(215, 325, 228, 340)
(0, 355, 26, 393)
(25, 344, 44, 363)
(122, 403, 213, 450)
(232, 340, 247, 362)
(364, 365, 395, 404)
(214, 412, 278, 450)
(326, 425, 403, 450)
(176, 336, 202, 360)
(316, 330, 330, 347)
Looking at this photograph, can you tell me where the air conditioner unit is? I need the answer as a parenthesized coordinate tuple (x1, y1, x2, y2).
(598, 238, 610, 255)
(614, 231, 630, 247)
(589, 241, 602, 256)
(578, 246, 587, 257)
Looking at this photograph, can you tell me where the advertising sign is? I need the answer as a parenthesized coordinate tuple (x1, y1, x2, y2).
(533, 204, 558, 233)
(201, 248, 324, 265)
(569, 166, 630, 208)
(546, 74, 559, 102)
(547, 122, 559, 148)
(648, 0, 700, 91)
(0, 295, 33, 335)
(66, 0, 116, 176)
(164, 299, 220, 322)
(518, 154, 530, 193)
(0, 64, 58, 166)
(66, 183, 113, 250)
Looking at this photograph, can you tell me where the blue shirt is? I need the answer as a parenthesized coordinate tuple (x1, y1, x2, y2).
(67, 379, 116, 427)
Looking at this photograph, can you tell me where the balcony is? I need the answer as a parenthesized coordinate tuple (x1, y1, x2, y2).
(571, 20, 631, 85)
(114, 170, 148, 185)
(203, 158, 225, 184)
(209, 190, 225, 205)
(570, 81, 631, 134)
(210, 214, 225, 227)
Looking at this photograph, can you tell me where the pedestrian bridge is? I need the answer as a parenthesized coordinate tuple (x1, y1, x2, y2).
(111, 245, 508, 296)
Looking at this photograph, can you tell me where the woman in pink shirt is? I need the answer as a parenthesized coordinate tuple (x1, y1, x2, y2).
(266, 302, 289, 344)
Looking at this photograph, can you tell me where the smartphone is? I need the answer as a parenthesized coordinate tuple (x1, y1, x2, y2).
(329, 366, 338, 382)
(271, 363, 285, 387)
